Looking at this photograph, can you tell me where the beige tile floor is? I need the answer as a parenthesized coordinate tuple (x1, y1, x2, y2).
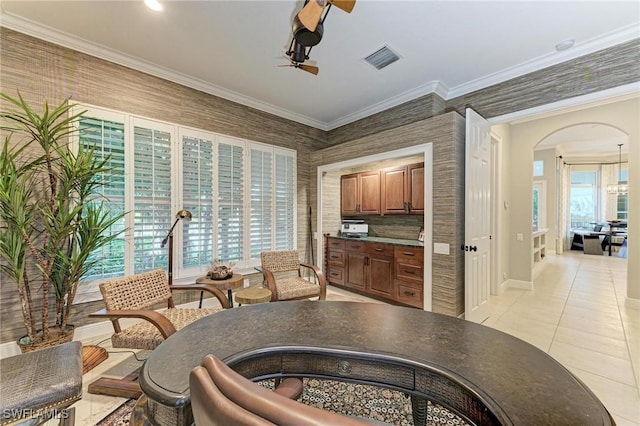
(68, 251, 639, 425)
(483, 251, 639, 425)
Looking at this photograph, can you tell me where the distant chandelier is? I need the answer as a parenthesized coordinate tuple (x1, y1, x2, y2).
(607, 143, 628, 195)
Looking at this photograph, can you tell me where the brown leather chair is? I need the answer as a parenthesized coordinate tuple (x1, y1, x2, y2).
(255, 250, 326, 302)
(190, 355, 371, 426)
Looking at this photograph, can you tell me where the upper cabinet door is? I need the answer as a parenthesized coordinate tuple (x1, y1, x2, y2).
(381, 167, 409, 214)
(358, 171, 381, 215)
(408, 163, 424, 214)
(340, 173, 359, 216)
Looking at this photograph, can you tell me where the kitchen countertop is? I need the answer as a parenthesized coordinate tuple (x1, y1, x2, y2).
(330, 235, 424, 248)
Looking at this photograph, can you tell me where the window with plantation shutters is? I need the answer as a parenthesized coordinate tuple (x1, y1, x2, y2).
(132, 119, 174, 274)
(275, 151, 296, 250)
(77, 114, 126, 281)
(181, 133, 214, 270)
(73, 104, 296, 293)
(217, 140, 244, 265)
(250, 147, 273, 259)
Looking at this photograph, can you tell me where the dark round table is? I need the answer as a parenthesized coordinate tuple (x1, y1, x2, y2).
(138, 301, 613, 426)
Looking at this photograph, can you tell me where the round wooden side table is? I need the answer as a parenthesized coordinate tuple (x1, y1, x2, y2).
(235, 287, 272, 306)
(195, 274, 244, 308)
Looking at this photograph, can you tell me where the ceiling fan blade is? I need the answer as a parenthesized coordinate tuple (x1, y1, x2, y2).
(332, 0, 355, 13)
(299, 64, 319, 75)
(297, 0, 326, 32)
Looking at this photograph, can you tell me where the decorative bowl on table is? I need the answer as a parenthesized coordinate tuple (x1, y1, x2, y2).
(207, 265, 233, 280)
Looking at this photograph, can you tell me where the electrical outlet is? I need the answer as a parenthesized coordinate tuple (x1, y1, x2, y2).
(516, 233, 523, 241)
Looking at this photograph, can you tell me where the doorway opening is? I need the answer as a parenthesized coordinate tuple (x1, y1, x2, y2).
(316, 144, 434, 311)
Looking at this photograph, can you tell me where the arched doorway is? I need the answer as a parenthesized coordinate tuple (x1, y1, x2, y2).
(534, 123, 629, 256)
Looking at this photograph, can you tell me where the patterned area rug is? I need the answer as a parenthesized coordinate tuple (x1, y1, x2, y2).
(97, 378, 469, 425)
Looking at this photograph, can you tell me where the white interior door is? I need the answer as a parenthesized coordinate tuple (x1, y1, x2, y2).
(464, 108, 491, 323)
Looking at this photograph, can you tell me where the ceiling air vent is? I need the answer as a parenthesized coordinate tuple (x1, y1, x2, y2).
(363, 45, 400, 70)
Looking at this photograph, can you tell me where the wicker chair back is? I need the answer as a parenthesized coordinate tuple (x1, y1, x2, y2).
(260, 250, 300, 273)
(99, 268, 172, 310)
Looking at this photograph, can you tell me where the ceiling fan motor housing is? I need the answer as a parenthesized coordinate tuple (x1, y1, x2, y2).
(293, 15, 323, 46)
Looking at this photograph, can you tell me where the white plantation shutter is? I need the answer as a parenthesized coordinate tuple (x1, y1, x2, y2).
(217, 141, 244, 265)
(73, 105, 297, 283)
(133, 121, 174, 274)
(250, 148, 273, 259)
(181, 134, 214, 270)
(78, 115, 126, 280)
(275, 152, 295, 250)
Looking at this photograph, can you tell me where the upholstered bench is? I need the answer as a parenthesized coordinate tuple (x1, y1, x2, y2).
(0, 341, 82, 426)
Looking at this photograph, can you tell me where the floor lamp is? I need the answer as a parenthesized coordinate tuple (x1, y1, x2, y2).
(161, 209, 192, 286)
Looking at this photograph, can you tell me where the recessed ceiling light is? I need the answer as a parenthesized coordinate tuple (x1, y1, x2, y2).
(144, 0, 163, 12)
(555, 39, 575, 52)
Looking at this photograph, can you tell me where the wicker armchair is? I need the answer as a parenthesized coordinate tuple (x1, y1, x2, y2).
(255, 250, 326, 302)
(190, 355, 370, 426)
(89, 268, 230, 397)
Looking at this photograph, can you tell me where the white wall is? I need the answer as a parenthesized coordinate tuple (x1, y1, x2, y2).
(508, 97, 639, 301)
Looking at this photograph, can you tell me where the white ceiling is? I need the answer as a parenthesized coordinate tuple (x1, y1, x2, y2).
(1, 1, 639, 148)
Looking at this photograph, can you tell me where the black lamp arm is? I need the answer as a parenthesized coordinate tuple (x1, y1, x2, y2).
(161, 217, 181, 248)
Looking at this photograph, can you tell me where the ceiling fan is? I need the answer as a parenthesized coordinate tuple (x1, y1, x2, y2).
(297, 0, 356, 32)
(280, 41, 320, 75)
(278, 0, 355, 76)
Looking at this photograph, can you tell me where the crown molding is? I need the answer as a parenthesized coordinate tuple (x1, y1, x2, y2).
(2, 12, 638, 132)
(446, 24, 640, 99)
(0, 13, 327, 130)
(326, 80, 448, 130)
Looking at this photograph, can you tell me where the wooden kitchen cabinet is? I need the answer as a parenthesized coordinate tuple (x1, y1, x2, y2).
(344, 239, 393, 295)
(326, 238, 345, 285)
(326, 237, 421, 308)
(394, 246, 424, 308)
(381, 162, 424, 215)
(367, 244, 394, 299)
(340, 171, 381, 216)
(381, 166, 408, 214)
(408, 163, 424, 214)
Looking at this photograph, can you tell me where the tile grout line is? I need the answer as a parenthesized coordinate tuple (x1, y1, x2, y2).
(608, 259, 640, 400)
(545, 256, 580, 354)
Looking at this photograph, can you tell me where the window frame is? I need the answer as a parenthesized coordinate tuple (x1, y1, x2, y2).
(72, 104, 297, 299)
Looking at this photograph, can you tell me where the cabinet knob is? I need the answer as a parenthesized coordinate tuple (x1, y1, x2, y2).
(402, 252, 414, 256)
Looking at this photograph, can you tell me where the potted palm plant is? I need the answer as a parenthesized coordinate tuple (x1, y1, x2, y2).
(0, 92, 126, 352)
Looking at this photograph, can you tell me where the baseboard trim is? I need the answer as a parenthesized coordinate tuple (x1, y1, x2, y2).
(507, 279, 533, 290)
(625, 296, 640, 310)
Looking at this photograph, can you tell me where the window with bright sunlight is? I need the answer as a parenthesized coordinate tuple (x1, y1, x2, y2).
(570, 171, 597, 229)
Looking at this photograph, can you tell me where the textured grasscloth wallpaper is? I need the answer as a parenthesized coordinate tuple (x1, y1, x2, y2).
(1, 27, 638, 340)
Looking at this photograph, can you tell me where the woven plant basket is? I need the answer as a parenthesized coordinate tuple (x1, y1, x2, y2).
(17, 325, 75, 353)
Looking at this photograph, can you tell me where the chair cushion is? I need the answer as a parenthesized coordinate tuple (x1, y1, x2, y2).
(112, 307, 221, 350)
(274, 277, 321, 300)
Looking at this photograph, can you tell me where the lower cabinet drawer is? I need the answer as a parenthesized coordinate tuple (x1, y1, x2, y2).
(395, 261, 423, 282)
(326, 267, 344, 284)
(327, 250, 345, 265)
(396, 281, 423, 309)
